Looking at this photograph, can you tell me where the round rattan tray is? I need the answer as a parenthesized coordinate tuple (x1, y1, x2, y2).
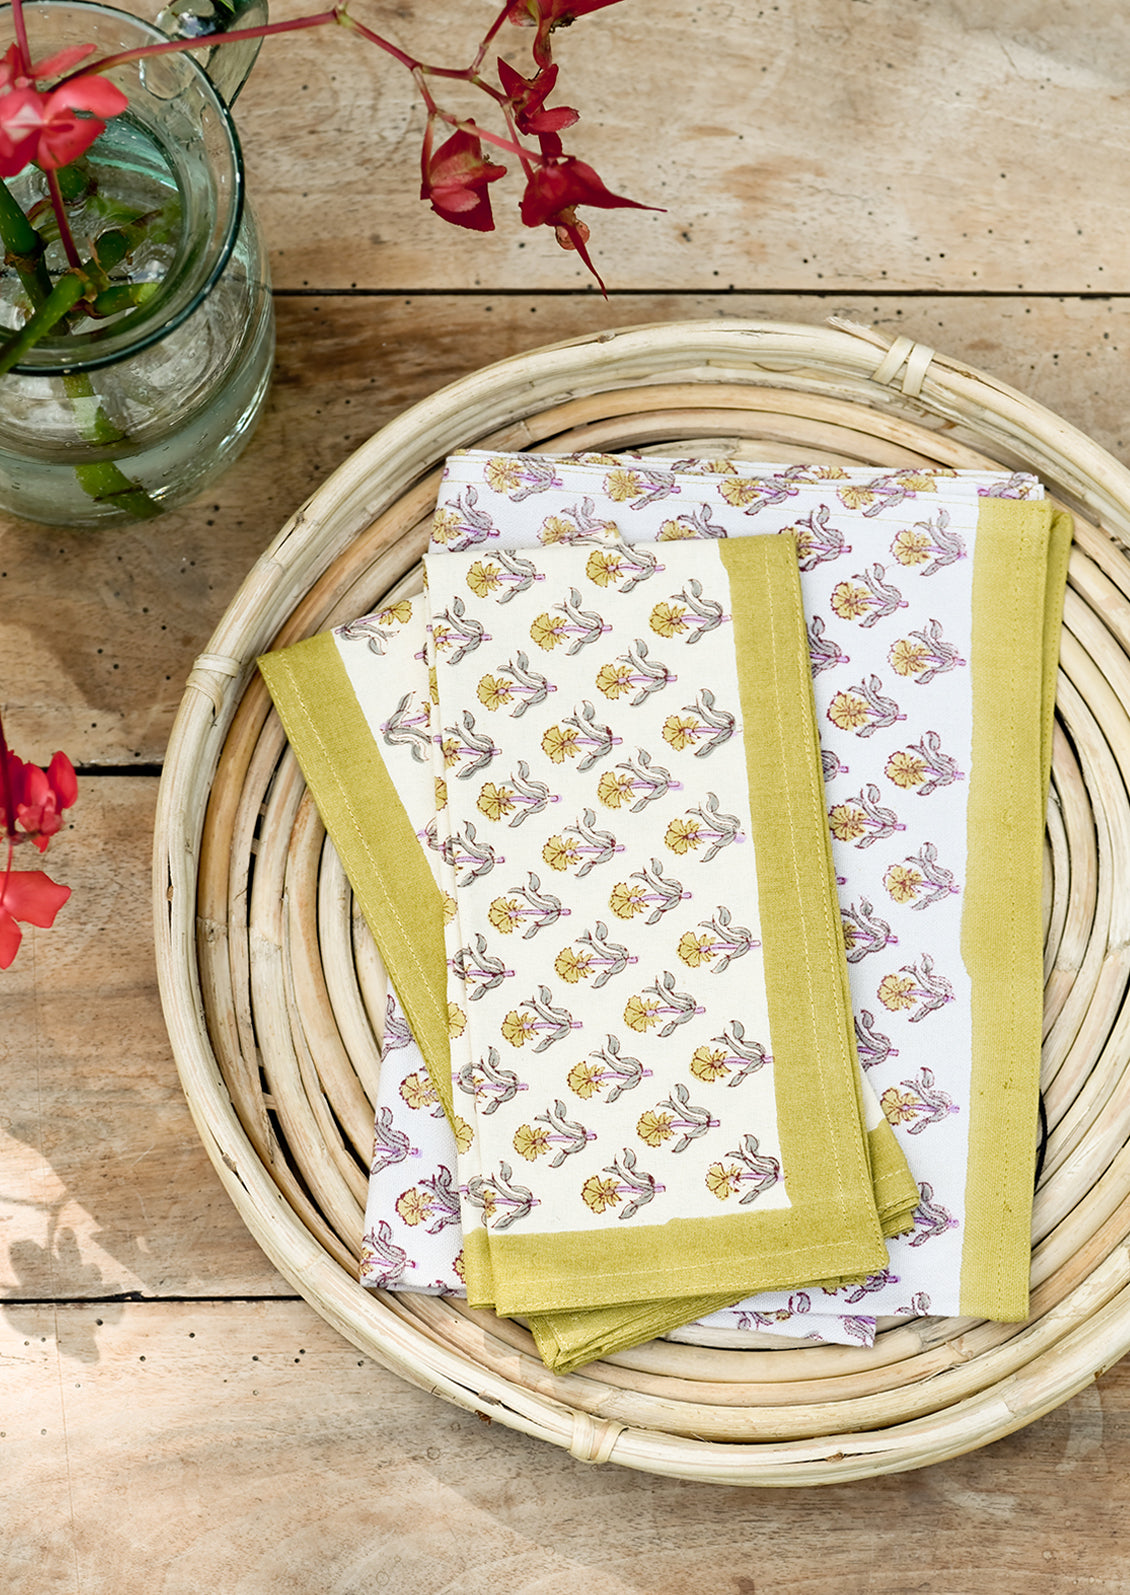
(154, 317, 1130, 1483)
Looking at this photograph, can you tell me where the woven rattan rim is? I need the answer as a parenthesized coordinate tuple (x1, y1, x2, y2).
(155, 318, 1130, 1483)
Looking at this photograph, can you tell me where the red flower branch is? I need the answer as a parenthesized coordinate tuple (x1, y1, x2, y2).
(0, 0, 651, 291)
(0, 708, 76, 968)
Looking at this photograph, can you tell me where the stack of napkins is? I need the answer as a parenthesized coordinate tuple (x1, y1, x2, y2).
(259, 451, 1070, 1371)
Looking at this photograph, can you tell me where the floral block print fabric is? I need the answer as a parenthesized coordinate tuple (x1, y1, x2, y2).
(424, 534, 892, 1319)
(427, 451, 1070, 1326)
(261, 591, 877, 1349)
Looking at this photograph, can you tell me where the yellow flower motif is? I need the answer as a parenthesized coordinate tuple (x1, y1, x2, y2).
(595, 661, 634, 699)
(567, 1060, 604, 1099)
(477, 782, 516, 821)
(897, 471, 937, 491)
(841, 918, 858, 951)
(431, 506, 460, 545)
(434, 776, 448, 810)
(431, 623, 452, 653)
(442, 893, 458, 926)
(467, 560, 502, 598)
(395, 1187, 431, 1226)
(889, 637, 929, 677)
(479, 1188, 497, 1220)
(400, 1071, 438, 1111)
(649, 601, 689, 639)
(453, 1116, 474, 1155)
(554, 946, 593, 984)
(542, 834, 580, 872)
(839, 485, 876, 510)
(878, 972, 918, 1012)
(581, 1174, 622, 1213)
(706, 1162, 742, 1200)
(539, 514, 575, 544)
(376, 599, 412, 626)
(624, 993, 662, 1033)
(663, 714, 700, 751)
(690, 1046, 730, 1083)
(677, 930, 716, 968)
(883, 864, 923, 904)
(501, 1010, 536, 1047)
(828, 803, 867, 842)
(885, 749, 925, 789)
(428, 664, 439, 706)
(637, 1109, 674, 1148)
(792, 524, 814, 561)
(827, 691, 870, 732)
(440, 736, 462, 768)
(609, 881, 647, 919)
(452, 1249, 465, 1282)
(586, 549, 624, 587)
(597, 770, 634, 809)
(447, 1002, 466, 1039)
(530, 612, 568, 649)
(485, 456, 522, 493)
(541, 723, 581, 763)
(718, 477, 761, 507)
(604, 468, 643, 502)
(880, 1086, 919, 1126)
(830, 581, 871, 621)
(696, 458, 737, 475)
(657, 517, 695, 540)
(477, 674, 513, 711)
(665, 816, 702, 854)
(814, 465, 848, 480)
(489, 897, 523, 934)
(512, 1122, 551, 1161)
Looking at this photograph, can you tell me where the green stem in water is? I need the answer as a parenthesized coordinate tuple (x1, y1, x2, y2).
(0, 178, 52, 307)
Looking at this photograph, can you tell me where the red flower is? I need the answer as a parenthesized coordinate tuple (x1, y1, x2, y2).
(496, 60, 578, 137)
(0, 867, 71, 968)
(420, 125, 507, 232)
(507, 0, 626, 67)
(0, 42, 128, 178)
(520, 155, 656, 287)
(9, 750, 78, 851)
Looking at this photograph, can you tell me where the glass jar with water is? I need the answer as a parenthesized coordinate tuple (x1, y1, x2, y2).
(0, 0, 274, 525)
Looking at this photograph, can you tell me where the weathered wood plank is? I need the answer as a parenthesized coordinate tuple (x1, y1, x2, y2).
(2, 291, 1129, 764)
(0, 778, 291, 1301)
(4, 1298, 1130, 1595)
(220, 0, 1130, 293)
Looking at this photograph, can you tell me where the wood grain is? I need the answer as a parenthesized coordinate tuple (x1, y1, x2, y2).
(3, 292, 1130, 764)
(4, 1299, 1129, 1595)
(0, 778, 290, 1301)
(224, 0, 1130, 294)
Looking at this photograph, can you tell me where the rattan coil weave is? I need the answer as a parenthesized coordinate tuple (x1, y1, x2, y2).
(155, 317, 1130, 1483)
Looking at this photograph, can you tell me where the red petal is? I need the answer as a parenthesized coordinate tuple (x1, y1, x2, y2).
(49, 76, 129, 118)
(0, 868, 71, 927)
(0, 908, 21, 969)
(47, 752, 78, 809)
(30, 44, 98, 81)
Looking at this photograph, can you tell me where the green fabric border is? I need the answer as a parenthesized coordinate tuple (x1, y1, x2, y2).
(960, 498, 1068, 1321)
(257, 633, 455, 1121)
(869, 1119, 920, 1236)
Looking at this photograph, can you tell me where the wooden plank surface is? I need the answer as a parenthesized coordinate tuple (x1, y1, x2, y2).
(0, 779, 290, 1300)
(5, 1299, 1130, 1595)
(228, 0, 1130, 294)
(3, 292, 1130, 764)
(5, 0, 1130, 1580)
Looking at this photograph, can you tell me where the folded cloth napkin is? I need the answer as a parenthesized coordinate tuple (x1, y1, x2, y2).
(424, 531, 900, 1323)
(259, 451, 1069, 1367)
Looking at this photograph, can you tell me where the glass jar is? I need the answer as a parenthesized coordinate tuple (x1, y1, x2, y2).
(0, 1, 274, 525)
